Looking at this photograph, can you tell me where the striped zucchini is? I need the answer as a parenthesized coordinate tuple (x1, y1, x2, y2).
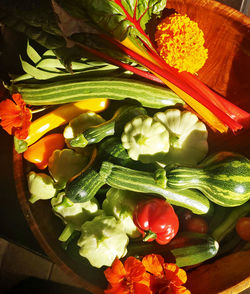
(12, 74, 184, 108)
(65, 167, 107, 203)
(167, 152, 250, 207)
(66, 160, 211, 215)
(171, 235, 219, 267)
(103, 161, 211, 214)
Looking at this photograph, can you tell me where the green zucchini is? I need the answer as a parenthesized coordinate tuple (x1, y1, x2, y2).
(65, 167, 106, 203)
(12, 74, 184, 108)
(70, 105, 147, 147)
(211, 201, 250, 242)
(126, 232, 219, 267)
(172, 236, 218, 267)
(103, 161, 211, 214)
(66, 159, 211, 214)
(208, 205, 231, 233)
(98, 137, 131, 163)
(167, 152, 250, 207)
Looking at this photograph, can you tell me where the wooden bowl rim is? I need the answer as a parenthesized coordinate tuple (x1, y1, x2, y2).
(167, 0, 250, 29)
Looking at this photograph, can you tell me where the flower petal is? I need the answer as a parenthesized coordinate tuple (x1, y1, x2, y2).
(0, 99, 20, 134)
(161, 284, 191, 294)
(142, 254, 165, 276)
(163, 263, 187, 286)
(174, 285, 191, 294)
(13, 108, 32, 139)
(12, 93, 25, 106)
(105, 285, 128, 294)
(104, 258, 126, 285)
(0, 94, 31, 139)
(124, 256, 146, 282)
(134, 282, 152, 294)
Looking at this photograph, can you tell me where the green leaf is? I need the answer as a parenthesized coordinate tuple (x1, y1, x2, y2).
(20, 55, 60, 80)
(12, 73, 33, 83)
(43, 50, 57, 57)
(14, 137, 28, 154)
(36, 58, 65, 71)
(81, 0, 167, 45)
(26, 40, 41, 64)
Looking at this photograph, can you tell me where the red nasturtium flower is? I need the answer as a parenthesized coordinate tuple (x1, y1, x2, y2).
(104, 254, 190, 294)
(104, 257, 151, 294)
(0, 93, 32, 140)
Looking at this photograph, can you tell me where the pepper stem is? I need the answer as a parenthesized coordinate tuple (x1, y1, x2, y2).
(143, 231, 157, 242)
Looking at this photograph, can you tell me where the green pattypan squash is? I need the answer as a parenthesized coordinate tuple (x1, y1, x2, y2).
(77, 215, 129, 268)
(28, 171, 56, 203)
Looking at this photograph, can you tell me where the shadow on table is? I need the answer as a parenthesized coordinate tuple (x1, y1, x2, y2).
(5, 277, 91, 294)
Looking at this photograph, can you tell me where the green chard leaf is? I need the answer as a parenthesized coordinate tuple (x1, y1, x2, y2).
(81, 0, 167, 45)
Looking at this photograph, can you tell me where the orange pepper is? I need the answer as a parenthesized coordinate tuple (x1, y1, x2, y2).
(23, 133, 65, 169)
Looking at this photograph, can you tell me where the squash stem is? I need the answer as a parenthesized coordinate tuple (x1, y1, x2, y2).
(70, 134, 88, 148)
(59, 224, 75, 242)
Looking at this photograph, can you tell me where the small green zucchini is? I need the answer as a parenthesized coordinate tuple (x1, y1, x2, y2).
(70, 105, 147, 147)
(211, 201, 250, 242)
(126, 232, 219, 267)
(167, 152, 250, 207)
(65, 167, 106, 203)
(97, 137, 131, 164)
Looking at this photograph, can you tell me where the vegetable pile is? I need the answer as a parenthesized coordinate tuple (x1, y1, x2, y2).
(11, 95, 250, 276)
(0, 0, 250, 293)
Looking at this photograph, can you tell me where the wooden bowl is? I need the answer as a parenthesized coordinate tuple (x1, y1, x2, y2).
(13, 0, 250, 293)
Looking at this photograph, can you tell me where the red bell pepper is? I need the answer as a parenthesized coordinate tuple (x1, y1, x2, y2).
(133, 198, 179, 245)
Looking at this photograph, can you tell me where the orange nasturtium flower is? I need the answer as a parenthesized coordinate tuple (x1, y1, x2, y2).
(142, 254, 191, 294)
(155, 13, 208, 74)
(0, 93, 32, 140)
(104, 257, 151, 294)
(104, 254, 190, 294)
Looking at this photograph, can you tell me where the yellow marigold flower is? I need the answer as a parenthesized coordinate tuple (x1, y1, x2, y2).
(155, 13, 208, 74)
